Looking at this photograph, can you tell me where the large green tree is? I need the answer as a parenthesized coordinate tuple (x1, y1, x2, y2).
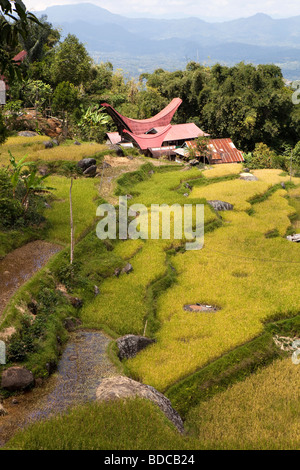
(51, 34, 92, 87)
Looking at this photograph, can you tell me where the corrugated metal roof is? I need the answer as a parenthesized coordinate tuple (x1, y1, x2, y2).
(185, 138, 244, 163)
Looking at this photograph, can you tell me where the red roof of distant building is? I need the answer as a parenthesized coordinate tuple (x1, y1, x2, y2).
(0, 51, 27, 90)
(101, 98, 182, 135)
(13, 50, 27, 63)
(185, 138, 244, 163)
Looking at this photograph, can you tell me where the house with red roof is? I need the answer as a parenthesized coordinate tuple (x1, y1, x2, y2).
(0, 50, 28, 104)
(103, 98, 244, 164)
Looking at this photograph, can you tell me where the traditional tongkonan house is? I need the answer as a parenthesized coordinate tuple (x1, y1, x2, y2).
(103, 98, 244, 164)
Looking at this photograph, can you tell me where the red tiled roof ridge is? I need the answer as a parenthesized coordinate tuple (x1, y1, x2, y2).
(101, 98, 182, 134)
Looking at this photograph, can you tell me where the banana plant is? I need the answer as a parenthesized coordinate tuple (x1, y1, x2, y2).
(7, 151, 33, 198)
(21, 170, 54, 210)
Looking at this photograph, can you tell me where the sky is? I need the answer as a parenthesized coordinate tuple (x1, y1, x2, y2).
(24, 0, 300, 21)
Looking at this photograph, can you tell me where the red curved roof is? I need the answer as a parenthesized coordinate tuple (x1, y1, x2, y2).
(101, 98, 182, 135)
(123, 125, 172, 150)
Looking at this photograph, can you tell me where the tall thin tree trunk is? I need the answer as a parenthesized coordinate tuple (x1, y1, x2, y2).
(70, 177, 74, 264)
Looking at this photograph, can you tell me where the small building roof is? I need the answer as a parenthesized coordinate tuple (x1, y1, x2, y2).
(147, 146, 176, 158)
(155, 123, 209, 143)
(106, 132, 122, 145)
(13, 50, 28, 63)
(184, 138, 244, 163)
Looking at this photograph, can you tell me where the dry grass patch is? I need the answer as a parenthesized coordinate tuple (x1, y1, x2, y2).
(127, 172, 300, 390)
(186, 357, 300, 450)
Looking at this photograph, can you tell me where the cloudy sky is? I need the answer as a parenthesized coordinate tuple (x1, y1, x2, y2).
(24, 0, 300, 21)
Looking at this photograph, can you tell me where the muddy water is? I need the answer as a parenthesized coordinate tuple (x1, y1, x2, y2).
(0, 240, 62, 317)
(0, 330, 117, 447)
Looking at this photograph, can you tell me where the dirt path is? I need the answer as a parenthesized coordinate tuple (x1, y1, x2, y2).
(0, 240, 62, 318)
(0, 330, 117, 447)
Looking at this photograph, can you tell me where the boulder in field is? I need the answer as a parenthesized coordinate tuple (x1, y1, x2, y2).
(18, 131, 39, 137)
(96, 376, 184, 433)
(121, 263, 133, 275)
(109, 144, 124, 157)
(117, 334, 155, 360)
(1, 367, 34, 392)
(83, 165, 97, 177)
(44, 140, 53, 149)
(207, 200, 234, 211)
(77, 158, 97, 172)
(239, 172, 258, 181)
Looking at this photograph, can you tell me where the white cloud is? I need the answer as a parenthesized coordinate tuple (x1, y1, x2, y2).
(24, 0, 300, 19)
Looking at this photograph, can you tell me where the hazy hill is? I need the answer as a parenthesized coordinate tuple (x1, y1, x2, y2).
(34, 3, 300, 79)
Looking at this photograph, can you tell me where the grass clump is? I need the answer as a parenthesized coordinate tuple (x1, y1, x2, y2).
(4, 398, 198, 450)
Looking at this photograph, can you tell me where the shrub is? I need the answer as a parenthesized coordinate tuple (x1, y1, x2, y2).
(248, 142, 277, 169)
(0, 169, 23, 228)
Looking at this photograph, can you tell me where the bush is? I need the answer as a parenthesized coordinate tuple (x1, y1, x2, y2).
(0, 170, 23, 228)
(248, 143, 277, 169)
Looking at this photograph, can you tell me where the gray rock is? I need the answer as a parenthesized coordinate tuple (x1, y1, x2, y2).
(44, 140, 53, 149)
(121, 263, 133, 274)
(207, 200, 234, 211)
(18, 131, 38, 137)
(243, 168, 250, 173)
(281, 182, 286, 189)
(185, 183, 192, 190)
(110, 144, 124, 156)
(117, 334, 155, 360)
(183, 193, 189, 197)
(74, 140, 81, 145)
(239, 172, 258, 181)
(189, 159, 199, 166)
(1, 367, 34, 392)
(83, 165, 97, 177)
(52, 138, 59, 146)
(94, 285, 100, 296)
(96, 375, 184, 433)
(77, 158, 97, 172)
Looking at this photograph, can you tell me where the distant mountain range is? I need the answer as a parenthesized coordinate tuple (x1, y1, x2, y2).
(34, 3, 300, 80)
